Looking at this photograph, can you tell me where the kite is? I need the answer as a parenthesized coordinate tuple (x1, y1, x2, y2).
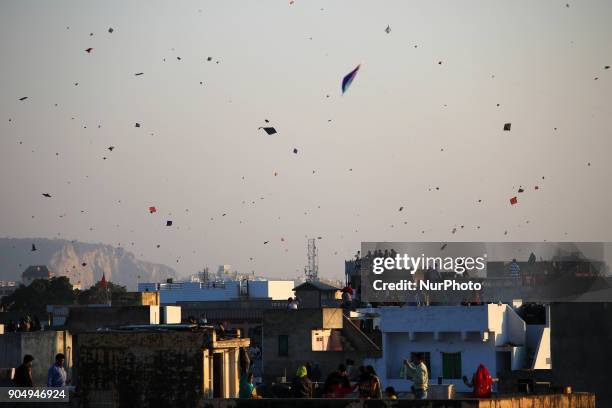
(108, 27, 114, 33)
(149, 206, 157, 213)
(385, 25, 391, 34)
(166, 220, 173, 226)
(510, 196, 518, 205)
(293, 148, 298, 154)
(503, 123, 511, 131)
(135, 123, 141, 128)
(342, 64, 361, 94)
(85, 48, 93, 53)
(259, 127, 277, 135)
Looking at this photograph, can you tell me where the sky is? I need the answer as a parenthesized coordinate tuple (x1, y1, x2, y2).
(1, 0, 612, 281)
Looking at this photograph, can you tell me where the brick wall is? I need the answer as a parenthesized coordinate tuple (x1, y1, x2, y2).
(75, 331, 209, 408)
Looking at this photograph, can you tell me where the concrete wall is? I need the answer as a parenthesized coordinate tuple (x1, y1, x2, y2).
(66, 305, 160, 332)
(510, 346, 525, 371)
(532, 327, 551, 369)
(76, 331, 209, 407)
(379, 305, 493, 333)
(0, 330, 72, 386)
(486, 304, 525, 346)
(366, 305, 531, 394)
(139, 281, 294, 304)
(526, 325, 545, 352)
(262, 308, 366, 381)
(183, 394, 596, 408)
(551, 302, 612, 407)
(294, 289, 320, 308)
(250, 281, 294, 300)
(162, 306, 182, 324)
(322, 309, 343, 329)
(371, 331, 498, 393)
(0, 332, 21, 373)
(112, 291, 160, 306)
(503, 307, 526, 347)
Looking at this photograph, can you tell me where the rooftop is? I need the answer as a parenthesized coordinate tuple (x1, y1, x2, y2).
(293, 280, 341, 292)
(22, 265, 52, 278)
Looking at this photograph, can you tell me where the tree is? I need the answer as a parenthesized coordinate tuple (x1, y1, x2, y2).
(77, 281, 127, 305)
(0, 276, 76, 315)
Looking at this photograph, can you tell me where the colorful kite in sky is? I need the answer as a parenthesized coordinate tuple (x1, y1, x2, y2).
(341, 64, 361, 94)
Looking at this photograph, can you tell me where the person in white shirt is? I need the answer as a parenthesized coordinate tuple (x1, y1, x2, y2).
(47, 353, 67, 387)
(287, 297, 298, 310)
(403, 353, 429, 399)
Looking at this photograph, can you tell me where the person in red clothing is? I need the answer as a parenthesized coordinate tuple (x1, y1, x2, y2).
(463, 364, 494, 398)
(323, 364, 352, 398)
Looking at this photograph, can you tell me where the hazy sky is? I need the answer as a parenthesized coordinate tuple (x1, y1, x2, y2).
(1, 0, 612, 280)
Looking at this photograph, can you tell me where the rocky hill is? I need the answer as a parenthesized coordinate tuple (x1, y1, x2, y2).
(0, 238, 177, 290)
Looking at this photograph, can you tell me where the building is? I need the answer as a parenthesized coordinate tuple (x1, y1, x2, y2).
(0, 281, 17, 300)
(138, 279, 294, 304)
(60, 305, 180, 332)
(75, 326, 250, 406)
(293, 280, 342, 308)
(21, 265, 53, 286)
(551, 302, 612, 407)
(262, 308, 380, 382)
(111, 291, 160, 307)
(0, 330, 72, 386)
(176, 298, 290, 378)
(363, 304, 548, 394)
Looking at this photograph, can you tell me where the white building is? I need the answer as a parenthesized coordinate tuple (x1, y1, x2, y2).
(362, 304, 549, 393)
(137, 279, 294, 304)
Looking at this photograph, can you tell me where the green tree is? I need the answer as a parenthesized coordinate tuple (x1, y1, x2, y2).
(77, 281, 127, 305)
(0, 276, 76, 315)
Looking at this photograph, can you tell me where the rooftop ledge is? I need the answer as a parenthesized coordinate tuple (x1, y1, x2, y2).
(202, 393, 595, 408)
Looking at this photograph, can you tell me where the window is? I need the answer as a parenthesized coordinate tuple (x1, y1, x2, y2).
(278, 335, 289, 356)
(311, 329, 343, 351)
(442, 352, 462, 379)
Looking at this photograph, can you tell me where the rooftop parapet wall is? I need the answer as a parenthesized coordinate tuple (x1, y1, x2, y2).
(191, 394, 595, 408)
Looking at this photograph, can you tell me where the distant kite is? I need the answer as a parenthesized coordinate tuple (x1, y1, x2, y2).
(341, 64, 361, 94)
